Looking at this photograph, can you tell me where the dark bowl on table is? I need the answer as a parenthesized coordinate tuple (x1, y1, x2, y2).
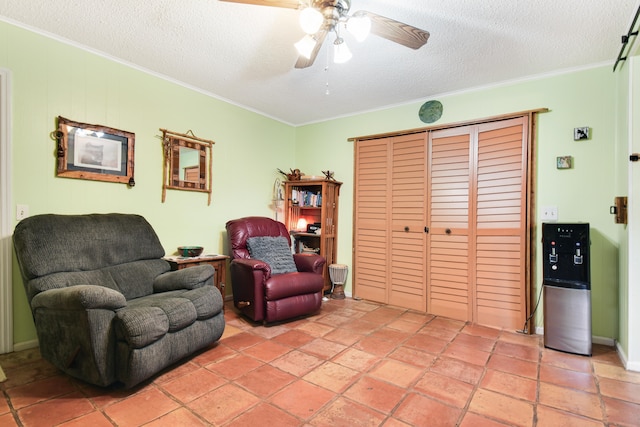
(178, 246, 204, 257)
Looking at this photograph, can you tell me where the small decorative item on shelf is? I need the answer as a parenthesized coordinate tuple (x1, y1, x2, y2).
(322, 170, 335, 180)
(296, 218, 308, 231)
(177, 246, 204, 257)
(278, 168, 302, 181)
(301, 243, 320, 254)
(307, 222, 321, 234)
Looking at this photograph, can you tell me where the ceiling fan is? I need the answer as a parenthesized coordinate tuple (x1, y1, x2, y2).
(219, 0, 430, 68)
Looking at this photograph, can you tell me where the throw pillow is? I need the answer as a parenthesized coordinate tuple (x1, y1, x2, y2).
(246, 236, 298, 275)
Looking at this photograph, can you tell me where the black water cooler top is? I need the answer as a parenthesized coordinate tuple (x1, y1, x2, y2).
(542, 223, 590, 290)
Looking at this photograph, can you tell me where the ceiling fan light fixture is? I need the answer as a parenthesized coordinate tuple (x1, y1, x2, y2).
(347, 14, 371, 42)
(295, 34, 317, 59)
(333, 37, 352, 63)
(299, 7, 324, 34)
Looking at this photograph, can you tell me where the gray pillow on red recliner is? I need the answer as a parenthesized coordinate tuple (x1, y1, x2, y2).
(246, 236, 298, 275)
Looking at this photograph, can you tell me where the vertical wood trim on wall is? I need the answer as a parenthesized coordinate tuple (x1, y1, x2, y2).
(527, 111, 537, 334)
(469, 126, 479, 323)
(0, 68, 13, 353)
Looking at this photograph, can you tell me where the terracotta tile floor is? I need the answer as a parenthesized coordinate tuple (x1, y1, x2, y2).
(1, 298, 639, 426)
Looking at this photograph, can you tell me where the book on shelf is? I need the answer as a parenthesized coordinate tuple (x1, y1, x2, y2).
(291, 189, 322, 207)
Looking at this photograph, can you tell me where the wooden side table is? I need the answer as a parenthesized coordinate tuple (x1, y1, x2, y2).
(164, 255, 229, 300)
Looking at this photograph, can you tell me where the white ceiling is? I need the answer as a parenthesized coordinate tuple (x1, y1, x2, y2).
(1, 0, 638, 125)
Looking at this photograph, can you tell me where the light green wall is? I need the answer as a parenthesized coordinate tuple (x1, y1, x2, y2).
(1, 21, 295, 344)
(4, 19, 628, 346)
(296, 66, 622, 340)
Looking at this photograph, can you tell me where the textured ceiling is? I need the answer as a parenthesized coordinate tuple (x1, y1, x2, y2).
(1, 0, 638, 125)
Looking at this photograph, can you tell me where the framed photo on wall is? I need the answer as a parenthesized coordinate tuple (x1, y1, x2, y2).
(54, 116, 135, 186)
(556, 156, 572, 169)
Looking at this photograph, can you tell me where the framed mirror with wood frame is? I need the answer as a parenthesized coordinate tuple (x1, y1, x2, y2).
(161, 128, 214, 205)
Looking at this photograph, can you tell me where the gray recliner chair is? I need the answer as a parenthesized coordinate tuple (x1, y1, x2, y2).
(13, 213, 225, 388)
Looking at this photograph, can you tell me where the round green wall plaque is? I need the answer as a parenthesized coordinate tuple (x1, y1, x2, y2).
(418, 100, 443, 124)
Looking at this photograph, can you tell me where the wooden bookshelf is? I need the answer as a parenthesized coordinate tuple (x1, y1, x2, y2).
(283, 179, 342, 292)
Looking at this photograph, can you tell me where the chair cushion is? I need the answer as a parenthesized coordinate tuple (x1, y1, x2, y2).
(246, 236, 297, 275)
(264, 272, 325, 300)
(116, 306, 170, 348)
(116, 290, 214, 348)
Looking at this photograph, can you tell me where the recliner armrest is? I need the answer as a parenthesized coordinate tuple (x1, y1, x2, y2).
(153, 265, 214, 292)
(30, 285, 126, 311)
(231, 258, 272, 278)
(293, 253, 325, 274)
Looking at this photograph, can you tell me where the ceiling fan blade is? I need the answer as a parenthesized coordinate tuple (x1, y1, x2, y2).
(219, 0, 301, 9)
(295, 29, 328, 69)
(360, 11, 430, 50)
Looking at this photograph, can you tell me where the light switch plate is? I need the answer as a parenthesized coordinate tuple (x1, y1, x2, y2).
(541, 206, 558, 221)
(16, 204, 29, 220)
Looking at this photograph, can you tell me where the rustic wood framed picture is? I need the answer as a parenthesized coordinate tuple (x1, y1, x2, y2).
(55, 116, 135, 186)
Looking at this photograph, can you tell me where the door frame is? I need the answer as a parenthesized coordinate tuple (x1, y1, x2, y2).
(0, 68, 12, 353)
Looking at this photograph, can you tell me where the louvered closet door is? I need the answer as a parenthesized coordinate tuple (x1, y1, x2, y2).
(474, 117, 528, 329)
(353, 138, 390, 303)
(427, 127, 473, 322)
(389, 133, 428, 310)
(354, 115, 531, 329)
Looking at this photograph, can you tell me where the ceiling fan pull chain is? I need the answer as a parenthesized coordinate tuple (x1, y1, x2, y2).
(325, 44, 331, 95)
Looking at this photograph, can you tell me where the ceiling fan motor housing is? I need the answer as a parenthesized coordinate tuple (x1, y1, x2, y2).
(314, 0, 351, 28)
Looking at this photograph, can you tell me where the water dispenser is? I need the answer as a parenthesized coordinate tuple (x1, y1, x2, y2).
(542, 223, 591, 356)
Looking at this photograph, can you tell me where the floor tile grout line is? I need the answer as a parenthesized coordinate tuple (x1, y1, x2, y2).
(0, 300, 635, 426)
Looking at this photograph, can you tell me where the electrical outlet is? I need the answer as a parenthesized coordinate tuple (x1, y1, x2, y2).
(16, 204, 29, 220)
(541, 206, 558, 221)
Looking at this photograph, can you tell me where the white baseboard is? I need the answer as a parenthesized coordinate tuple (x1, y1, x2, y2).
(534, 326, 640, 370)
(617, 341, 629, 367)
(616, 342, 640, 372)
(592, 336, 616, 347)
(535, 326, 616, 347)
(625, 359, 640, 372)
(13, 339, 38, 352)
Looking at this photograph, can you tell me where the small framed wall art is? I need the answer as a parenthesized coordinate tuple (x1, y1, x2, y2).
(54, 116, 135, 186)
(556, 156, 572, 169)
(573, 127, 590, 141)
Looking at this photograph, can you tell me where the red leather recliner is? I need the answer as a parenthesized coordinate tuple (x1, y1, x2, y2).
(226, 216, 326, 323)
